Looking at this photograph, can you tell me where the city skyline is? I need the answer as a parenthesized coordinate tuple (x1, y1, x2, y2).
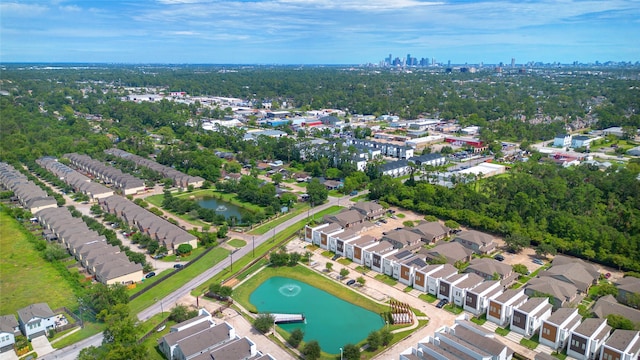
(1, 0, 639, 64)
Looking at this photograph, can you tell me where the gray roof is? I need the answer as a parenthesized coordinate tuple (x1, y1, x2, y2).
(466, 258, 512, 277)
(525, 277, 577, 302)
(163, 321, 212, 347)
(604, 329, 640, 353)
(593, 295, 640, 324)
(516, 297, 551, 314)
(420, 241, 473, 264)
(0, 315, 18, 333)
(176, 323, 231, 358)
(411, 221, 449, 240)
(617, 276, 640, 294)
(208, 337, 253, 360)
(454, 324, 511, 356)
(573, 318, 610, 338)
(17, 303, 55, 323)
(454, 230, 494, 246)
(545, 308, 580, 325)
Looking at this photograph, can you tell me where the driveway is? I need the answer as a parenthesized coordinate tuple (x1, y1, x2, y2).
(0, 350, 18, 360)
(31, 336, 54, 358)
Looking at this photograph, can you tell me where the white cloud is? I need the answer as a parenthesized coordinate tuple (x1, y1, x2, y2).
(0, 2, 48, 17)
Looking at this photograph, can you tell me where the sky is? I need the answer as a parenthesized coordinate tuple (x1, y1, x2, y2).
(1, 0, 639, 65)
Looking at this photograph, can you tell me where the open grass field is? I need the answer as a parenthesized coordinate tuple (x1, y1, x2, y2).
(233, 265, 388, 314)
(0, 211, 77, 314)
(128, 247, 230, 314)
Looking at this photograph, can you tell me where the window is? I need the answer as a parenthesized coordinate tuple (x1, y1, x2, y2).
(514, 316, 520, 324)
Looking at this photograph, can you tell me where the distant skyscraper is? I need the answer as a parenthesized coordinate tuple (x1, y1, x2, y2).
(407, 54, 411, 66)
(511, 58, 515, 68)
(447, 60, 451, 67)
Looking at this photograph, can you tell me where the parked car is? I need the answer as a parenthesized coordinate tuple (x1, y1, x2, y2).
(153, 253, 167, 260)
(145, 272, 156, 279)
(494, 254, 505, 262)
(532, 258, 544, 265)
(436, 299, 449, 308)
(331, 254, 340, 261)
(350, 190, 358, 196)
(346, 279, 356, 286)
(173, 264, 184, 269)
(380, 219, 387, 224)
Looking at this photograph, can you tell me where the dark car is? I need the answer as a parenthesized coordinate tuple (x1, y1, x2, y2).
(173, 264, 184, 269)
(144, 272, 156, 279)
(494, 254, 505, 262)
(332, 254, 340, 261)
(436, 299, 449, 308)
(346, 279, 356, 286)
(533, 258, 544, 265)
(380, 219, 387, 224)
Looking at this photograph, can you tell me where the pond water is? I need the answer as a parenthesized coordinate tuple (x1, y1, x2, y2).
(249, 276, 384, 353)
(197, 197, 247, 220)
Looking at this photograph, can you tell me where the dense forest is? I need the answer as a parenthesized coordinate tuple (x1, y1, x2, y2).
(369, 160, 640, 271)
(1, 65, 639, 271)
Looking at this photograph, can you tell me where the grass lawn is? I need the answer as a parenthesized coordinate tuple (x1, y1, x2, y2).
(337, 258, 352, 266)
(355, 266, 369, 274)
(552, 351, 568, 360)
(161, 246, 207, 262)
(52, 322, 105, 349)
(495, 326, 510, 336)
(470, 314, 487, 325)
(0, 211, 78, 314)
(374, 274, 398, 286)
(138, 315, 176, 360)
(227, 239, 247, 248)
(396, 213, 406, 219)
(419, 293, 438, 304)
(321, 250, 333, 258)
(520, 335, 539, 350)
(350, 194, 369, 202)
(403, 286, 413, 293)
(444, 304, 463, 314)
(233, 265, 389, 315)
(248, 205, 341, 236)
(129, 247, 230, 314)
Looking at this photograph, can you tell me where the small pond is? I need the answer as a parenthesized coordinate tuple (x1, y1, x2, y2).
(249, 276, 384, 353)
(197, 197, 247, 221)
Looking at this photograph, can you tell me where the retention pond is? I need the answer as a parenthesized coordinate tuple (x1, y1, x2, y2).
(249, 276, 384, 353)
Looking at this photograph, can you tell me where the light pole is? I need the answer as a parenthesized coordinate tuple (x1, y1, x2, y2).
(340, 347, 343, 360)
(230, 251, 234, 271)
(252, 236, 255, 257)
(154, 298, 164, 315)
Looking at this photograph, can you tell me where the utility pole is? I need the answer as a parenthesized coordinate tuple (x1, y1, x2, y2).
(252, 236, 255, 257)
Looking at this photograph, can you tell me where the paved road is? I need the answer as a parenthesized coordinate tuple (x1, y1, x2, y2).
(42, 194, 350, 360)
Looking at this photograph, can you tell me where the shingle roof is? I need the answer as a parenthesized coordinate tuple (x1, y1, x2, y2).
(0, 315, 18, 333)
(17, 303, 55, 323)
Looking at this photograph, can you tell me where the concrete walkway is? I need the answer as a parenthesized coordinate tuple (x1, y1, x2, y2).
(31, 336, 54, 358)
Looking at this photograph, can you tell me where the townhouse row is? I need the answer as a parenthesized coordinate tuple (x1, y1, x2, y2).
(64, 153, 145, 195)
(98, 195, 198, 253)
(0, 162, 58, 213)
(400, 315, 640, 360)
(36, 206, 143, 284)
(158, 309, 275, 360)
(35, 157, 115, 200)
(104, 148, 205, 188)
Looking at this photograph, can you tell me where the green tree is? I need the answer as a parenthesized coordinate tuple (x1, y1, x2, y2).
(535, 243, 557, 258)
(367, 330, 381, 350)
(254, 313, 275, 333)
(357, 276, 366, 286)
(288, 328, 304, 348)
(78, 346, 107, 360)
(217, 223, 228, 239)
(271, 172, 283, 186)
(504, 233, 531, 254)
(340, 268, 349, 279)
(607, 314, 636, 330)
(169, 304, 198, 323)
(342, 344, 360, 360)
(593, 283, 618, 298)
(444, 220, 460, 229)
(512, 264, 529, 275)
(379, 327, 393, 346)
(176, 243, 193, 256)
(325, 262, 333, 272)
(218, 286, 233, 299)
(302, 340, 321, 360)
(306, 178, 329, 205)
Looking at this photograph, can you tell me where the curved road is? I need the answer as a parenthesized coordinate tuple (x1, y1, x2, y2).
(42, 194, 352, 360)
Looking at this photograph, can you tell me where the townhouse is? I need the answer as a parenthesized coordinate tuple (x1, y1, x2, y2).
(0, 162, 58, 213)
(158, 309, 274, 360)
(524, 277, 579, 310)
(99, 195, 198, 252)
(616, 277, 640, 307)
(453, 230, 497, 254)
(330, 228, 359, 256)
(351, 201, 385, 221)
(592, 295, 640, 326)
(105, 148, 204, 188)
(417, 263, 458, 296)
(599, 330, 640, 360)
(419, 241, 473, 265)
(463, 280, 503, 316)
(400, 318, 514, 360)
(510, 297, 553, 337)
(382, 229, 423, 250)
(392, 253, 428, 286)
(345, 235, 377, 265)
(465, 258, 518, 287)
(567, 318, 612, 360)
(323, 209, 365, 229)
(487, 289, 528, 327)
(364, 241, 397, 273)
(539, 308, 583, 351)
(410, 221, 449, 244)
(64, 153, 145, 195)
(539, 255, 600, 294)
(36, 157, 114, 200)
(447, 273, 485, 308)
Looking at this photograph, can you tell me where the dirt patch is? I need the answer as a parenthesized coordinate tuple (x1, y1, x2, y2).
(223, 278, 239, 287)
